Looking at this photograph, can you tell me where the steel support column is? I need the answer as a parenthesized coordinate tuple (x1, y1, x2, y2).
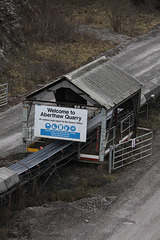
(109, 145, 113, 174)
(99, 107, 107, 162)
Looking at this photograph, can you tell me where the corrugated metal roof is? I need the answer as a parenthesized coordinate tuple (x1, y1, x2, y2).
(25, 56, 141, 110)
(65, 56, 141, 110)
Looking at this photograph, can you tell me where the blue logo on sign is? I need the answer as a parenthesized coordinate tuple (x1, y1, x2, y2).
(45, 123, 51, 129)
(58, 124, 63, 130)
(64, 125, 69, 131)
(70, 126, 76, 131)
(52, 124, 57, 130)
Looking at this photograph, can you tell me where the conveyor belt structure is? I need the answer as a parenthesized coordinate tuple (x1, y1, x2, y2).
(1, 109, 128, 199)
(0, 113, 102, 199)
(8, 112, 103, 180)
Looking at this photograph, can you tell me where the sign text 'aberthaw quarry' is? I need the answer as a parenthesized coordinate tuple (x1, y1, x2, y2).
(34, 105, 88, 142)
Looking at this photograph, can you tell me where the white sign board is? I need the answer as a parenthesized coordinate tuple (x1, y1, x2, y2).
(34, 105, 88, 142)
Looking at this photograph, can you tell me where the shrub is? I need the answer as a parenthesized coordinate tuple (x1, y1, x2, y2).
(103, 0, 134, 33)
(23, 0, 75, 43)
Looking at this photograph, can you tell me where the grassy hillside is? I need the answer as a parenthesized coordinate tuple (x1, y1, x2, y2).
(1, 0, 160, 97)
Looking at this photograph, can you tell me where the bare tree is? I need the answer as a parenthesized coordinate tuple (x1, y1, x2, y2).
(23, 0, 74, 43)
(103, 0, 133, 33)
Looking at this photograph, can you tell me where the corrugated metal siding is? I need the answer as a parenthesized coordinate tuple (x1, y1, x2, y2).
(0, 167, 19, 194)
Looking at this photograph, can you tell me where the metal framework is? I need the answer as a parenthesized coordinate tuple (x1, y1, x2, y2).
(22, 57, 141, 163)
(0, 83, 8, 107)
(109, 128, 153, 173)
(120, 112, 134, 139)
(105, 126, 116, 155)
(9, 113, 102, 176)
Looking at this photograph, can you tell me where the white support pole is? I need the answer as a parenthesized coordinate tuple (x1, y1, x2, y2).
(22, 103, 29, 151)
(99, 107, 107, 162)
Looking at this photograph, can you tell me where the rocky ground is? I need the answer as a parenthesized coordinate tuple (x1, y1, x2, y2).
(6, 128, 160, 239)
(1, 11, 160, 240)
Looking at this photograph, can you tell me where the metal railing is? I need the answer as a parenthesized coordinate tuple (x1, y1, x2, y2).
(0, 83, 8, 107)
(109, 129, 153, 173)
(105, 126, 116, 148)
(120, 112, 134, 139)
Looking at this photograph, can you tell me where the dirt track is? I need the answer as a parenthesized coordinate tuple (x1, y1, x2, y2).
(7, 129, 160, 239)
(0, 103, 23, 159)
(1, 27, 160, 239)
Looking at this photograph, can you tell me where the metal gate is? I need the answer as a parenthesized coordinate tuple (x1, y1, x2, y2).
(121, 112, 134, 139)
(109, 129, 153, 173)
(0, 83, 8, 107)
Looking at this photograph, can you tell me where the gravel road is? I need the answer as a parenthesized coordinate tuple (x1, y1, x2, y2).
(0, 103, 23, 158)
(110, 25, 160, 105)
(1, 25, 160, 159)
(1, 26, 160, 239)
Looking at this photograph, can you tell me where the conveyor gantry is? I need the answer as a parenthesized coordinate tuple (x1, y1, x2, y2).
(8, 113, 102, 180)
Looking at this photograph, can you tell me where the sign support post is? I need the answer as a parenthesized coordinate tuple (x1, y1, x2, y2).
(99, 107, 107, 162)
(22, 103, 30, 152)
